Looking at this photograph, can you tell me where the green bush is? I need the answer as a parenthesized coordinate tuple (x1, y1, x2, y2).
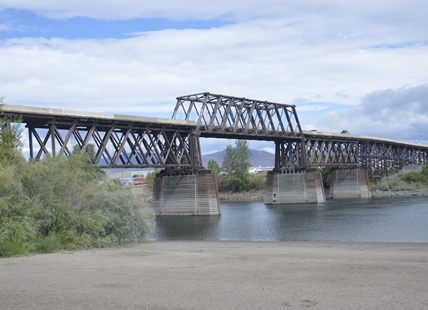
(145, 170, 159, 189)
(0, 151, 155, 257)
(247, 174, 266, 190)
(370, 164, 428, 192)
(400, 171, 428, 184)
(0, 241, 28, 257)
(34, 234, 61, 253)
(218, 173, 266, 192)
(371, 175, 426, 191)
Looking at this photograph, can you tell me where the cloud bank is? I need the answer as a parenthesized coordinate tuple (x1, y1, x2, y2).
(312, 85, 428, 143)
(0, 0, 427, 152)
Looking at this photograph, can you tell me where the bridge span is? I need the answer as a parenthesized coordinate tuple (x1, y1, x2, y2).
(2, 92, 428, 215)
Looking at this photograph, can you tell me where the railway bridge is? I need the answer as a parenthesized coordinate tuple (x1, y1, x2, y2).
(2, 92, 428, 215)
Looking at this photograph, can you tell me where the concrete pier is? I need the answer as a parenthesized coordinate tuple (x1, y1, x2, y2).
(152, 170, 221, 215)
(329, 168, 371, 199)
(264, 170, 326, 204)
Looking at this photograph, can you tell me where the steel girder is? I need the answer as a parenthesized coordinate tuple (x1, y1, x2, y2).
(359, 141, 428, 177)
(26, 121, 203, 170)
(3, 102, 428, 175)
(304, 138, 359, 168)
(172, 92, 303, 140)
(274, 140, 306, 172)
(273, 138, 360, 173)
(273, 138, 428, 176)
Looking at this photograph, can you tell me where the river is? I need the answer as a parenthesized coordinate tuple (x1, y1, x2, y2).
(149, 196, 428, 242)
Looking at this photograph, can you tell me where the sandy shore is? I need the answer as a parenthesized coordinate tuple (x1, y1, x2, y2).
(1, 241, 428, 309)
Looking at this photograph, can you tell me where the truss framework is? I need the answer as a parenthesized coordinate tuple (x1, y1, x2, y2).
(275, 138, 428, 176)
(305, 139, 359, 168)
(26, 121, 203, 170)
(3, 101, 428, 175)
(359, 141, 428, 177)
(172, 92, 303, 139)
(274, 140, 306, 172)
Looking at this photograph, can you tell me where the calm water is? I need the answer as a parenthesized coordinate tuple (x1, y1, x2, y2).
(149, 197, 428, 242)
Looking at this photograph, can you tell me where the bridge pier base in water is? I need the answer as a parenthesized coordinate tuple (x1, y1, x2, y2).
(152, 170, 221, 216)
(264, 170, 326, 204)
(329, 168, 371, 199)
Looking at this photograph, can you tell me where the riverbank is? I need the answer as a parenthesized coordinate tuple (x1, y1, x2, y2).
(1, 241, 427, 309)
(134, 186, 428, 203)
(371, 189, 428, 197)
(219, 188, 428, 200)
(132, 185, 266, 202)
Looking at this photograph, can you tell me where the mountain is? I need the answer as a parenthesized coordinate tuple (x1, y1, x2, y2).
(202, 149, 275, 168)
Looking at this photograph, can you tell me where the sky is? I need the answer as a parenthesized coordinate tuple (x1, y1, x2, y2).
(1, 0, 427, 155)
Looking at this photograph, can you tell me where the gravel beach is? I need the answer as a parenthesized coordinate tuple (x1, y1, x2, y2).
(1, 241, 427, 309)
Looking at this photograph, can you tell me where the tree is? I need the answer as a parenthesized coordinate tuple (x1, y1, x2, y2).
(72, 143, 96, 161)
(145, 169, 159, 189)
(0, 99, 23, 167)
(208, 159, 220, 178)
(221, 140, 251, 177)
(233, 140, 251, 178)
(219, 140, 252, 191)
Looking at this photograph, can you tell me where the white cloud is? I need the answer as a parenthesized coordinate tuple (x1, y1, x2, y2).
(0, 0, 427, 148)
(313, 85, 428, 143)
(1, 19, 427, 115)
(0, 0, 426, 30)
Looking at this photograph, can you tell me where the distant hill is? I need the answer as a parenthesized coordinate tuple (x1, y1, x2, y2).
(202, 149, 275, 168)
(98, 148, 275, 169)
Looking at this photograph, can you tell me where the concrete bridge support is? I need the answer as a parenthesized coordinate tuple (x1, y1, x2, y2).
(329, 168, 371, 199)
(152, 170, 221, 215)
(264, 170, 326, 204)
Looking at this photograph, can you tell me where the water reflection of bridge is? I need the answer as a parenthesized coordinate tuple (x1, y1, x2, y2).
(2, 92, 428, 215)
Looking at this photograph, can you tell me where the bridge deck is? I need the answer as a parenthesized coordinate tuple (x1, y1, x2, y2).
(302, 130, 428, 149)
(2, 103, 427, 173)
(3, 104, 427, 150)
(1, 104, 196, 130)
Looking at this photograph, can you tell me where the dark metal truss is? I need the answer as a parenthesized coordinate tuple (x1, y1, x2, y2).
(305, 139, 359, 168)
(25, 121, 203, 170)
(172, 92, 303, 140)
(274, 140, 306, 172)
(359, 141, 428, 177)
(275, 138, 428, 176)
(3, 101, 428, 176)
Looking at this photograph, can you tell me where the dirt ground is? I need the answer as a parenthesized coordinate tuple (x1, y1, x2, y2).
(1, 241, 428, 309)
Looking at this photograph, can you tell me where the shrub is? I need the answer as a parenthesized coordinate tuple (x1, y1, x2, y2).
(0, 241, 28, 257)
(218, 173, 266, 192)
(34, 234, 61, 254)
(0, 151, 155, 257)
(400, 171, 428, 184)
(247, 174, 266, 190)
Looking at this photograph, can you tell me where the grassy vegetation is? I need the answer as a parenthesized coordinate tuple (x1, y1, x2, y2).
(370, 164, 428, 191)
(0, 120, 154, 258)
(218, 173, 266, 192)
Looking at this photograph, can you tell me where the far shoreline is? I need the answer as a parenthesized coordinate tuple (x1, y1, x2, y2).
(218, 188, 428, 201)
(134, 186, 428, 203)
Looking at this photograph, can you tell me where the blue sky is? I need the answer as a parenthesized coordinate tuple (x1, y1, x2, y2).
(1, 1, 428, 154)
(0, 9, 229, 39)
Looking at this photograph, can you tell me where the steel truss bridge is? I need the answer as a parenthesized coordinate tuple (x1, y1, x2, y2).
(2, 92, 428, 176)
